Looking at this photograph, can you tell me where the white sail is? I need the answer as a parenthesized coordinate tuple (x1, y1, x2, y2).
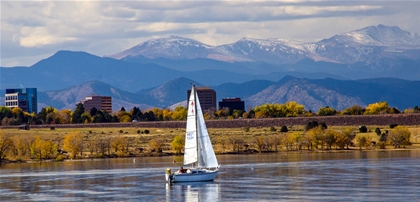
(195, 94, 218, 168)
(166, 84, 219, 183)
(184, 86, 198, 165)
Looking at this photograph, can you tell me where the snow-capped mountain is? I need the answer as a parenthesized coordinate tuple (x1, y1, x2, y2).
(109, 25, 420, 65)
(314, 24, 420, 63)
(109, 35, 220, 60)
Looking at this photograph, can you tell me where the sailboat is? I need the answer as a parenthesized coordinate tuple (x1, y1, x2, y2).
(165, 84, 220, 183)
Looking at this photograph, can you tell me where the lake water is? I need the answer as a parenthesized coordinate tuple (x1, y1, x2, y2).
(1, 150, 419, 201)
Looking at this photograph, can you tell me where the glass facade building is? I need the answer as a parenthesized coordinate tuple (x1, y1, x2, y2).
(5, 88, 38, 113)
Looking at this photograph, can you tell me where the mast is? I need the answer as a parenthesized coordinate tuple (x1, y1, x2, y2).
(193, 84, 199, 168)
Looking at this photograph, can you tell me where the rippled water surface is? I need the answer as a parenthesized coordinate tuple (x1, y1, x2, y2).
(1, 150, 419, 201)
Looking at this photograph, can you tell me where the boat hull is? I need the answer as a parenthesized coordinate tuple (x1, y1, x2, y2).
(167, 170, 218, 183)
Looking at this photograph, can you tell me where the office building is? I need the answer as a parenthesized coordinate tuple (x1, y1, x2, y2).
(79, 95, 112, 114)
(219, 98, 245, 111)
(187, 87, 216, 111)
(5, 88, 37, 113)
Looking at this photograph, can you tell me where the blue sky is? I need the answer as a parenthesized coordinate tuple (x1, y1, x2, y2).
(1, 0, 419, 67)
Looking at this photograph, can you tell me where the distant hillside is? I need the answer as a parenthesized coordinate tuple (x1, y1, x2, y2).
(5, 76, 415, 113)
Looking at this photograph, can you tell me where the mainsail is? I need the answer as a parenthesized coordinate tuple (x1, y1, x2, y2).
(184, 86, 198, 165)
(183, 85, 218, 168)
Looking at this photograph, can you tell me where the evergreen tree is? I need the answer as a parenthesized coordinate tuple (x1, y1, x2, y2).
(90, 107, 98, 116)
(72, 103, 85, 124)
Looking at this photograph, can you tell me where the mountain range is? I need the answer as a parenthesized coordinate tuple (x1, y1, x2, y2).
(1, 24, 419, 112)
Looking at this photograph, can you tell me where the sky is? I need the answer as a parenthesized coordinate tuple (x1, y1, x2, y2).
(1, 0, 420, 67)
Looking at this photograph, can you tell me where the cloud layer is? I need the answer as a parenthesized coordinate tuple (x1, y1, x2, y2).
(1, 0, 419, 66)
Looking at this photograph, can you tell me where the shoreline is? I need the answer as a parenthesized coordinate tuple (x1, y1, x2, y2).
(2, 146, 419, 165)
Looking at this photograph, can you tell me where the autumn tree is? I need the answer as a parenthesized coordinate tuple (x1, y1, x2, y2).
(63, 131, 84, 158)
(254, 136, 265, 153)
(111, 136, 129, 156)
(285, 101, 306, 117)
(356, 135, 372, 150)
(271, 135, 282, 152)
(342, 128, 356, 149)
(229, 136, 244, 153)
(388, 126, 411, 148)
(30, 136, 46, 160)
(324, 129, 338, 150)
(292, 132, 304, 150)
(307, 126, 325, 150)
(171, 135, 185, 154)
(0, 107, 12, 126)
(0, 130, 14, 164)
(150, 138, 164, 152)
(334, 131, 347, 150)
(341, 105, 365, 115)
(302, 132, 313, 150)
(15, 136, 34, 158)
(81, 112, 92, 123)
(217, 136, 228, 152)
(364, 101, 391, 115)
(171, 106, 187, 120)
(317, 106, 336, 116)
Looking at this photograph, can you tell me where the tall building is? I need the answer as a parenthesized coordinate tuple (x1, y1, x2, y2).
(5, 88, 37, 113)
(187, 86, 216, 111)
(79, 95, 112, 114)
(219, 98, 245, 111)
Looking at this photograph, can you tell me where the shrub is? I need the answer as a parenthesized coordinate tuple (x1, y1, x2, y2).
(375, 128, 381, 136)
(359, 126, 368, 133)
(119, 130, 124, 134)
(390, 124, 398, 129)
(56, 155, 64, 161)
(144, 130, 150, 134)
(377, 141, 386, 149)
(270, 126, 276, 132)
(244, 126, 250, 132)
(137, 130, 141, 134)
(305, 121, 319, 131)
(280, 125, 288, 132)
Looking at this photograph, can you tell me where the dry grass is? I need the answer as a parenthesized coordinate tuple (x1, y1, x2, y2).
(2, 125, 420, 156)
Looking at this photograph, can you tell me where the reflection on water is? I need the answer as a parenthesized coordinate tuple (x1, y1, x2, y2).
(166, 182, 220, 202)
(1, 150, 419, 201)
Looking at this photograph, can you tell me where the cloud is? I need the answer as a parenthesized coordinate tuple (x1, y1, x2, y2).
(1, 0, 420, 67)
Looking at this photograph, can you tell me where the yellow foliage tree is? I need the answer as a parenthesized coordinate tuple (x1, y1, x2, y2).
(111, 136, 128, 154)
(364, 101, 391, 115)
(285, 101, 305, 117)
(171, 106, 187, 120)
(307, 126, 325, 150)
(388, 126, 411, 148)
(119, 115, 131, 122)
(63, 131, 84, 158)
(171, 135, 185, 154)
(150, 138, 164, 152)
(0, 130, 14, 164)
(30, 136, 45, 159)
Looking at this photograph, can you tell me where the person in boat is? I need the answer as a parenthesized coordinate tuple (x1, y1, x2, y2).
(178, 166, 187, 174)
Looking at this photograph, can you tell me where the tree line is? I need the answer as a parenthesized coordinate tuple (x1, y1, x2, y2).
(1, 101, 419, 126)
(0, 123, 412, 164)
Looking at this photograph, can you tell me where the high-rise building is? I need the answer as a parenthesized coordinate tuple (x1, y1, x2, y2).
(219, 98, 245, 111)
(187, 86, 216, 111)
(79, 95, 112, 114)
(5, 88, 37, 113)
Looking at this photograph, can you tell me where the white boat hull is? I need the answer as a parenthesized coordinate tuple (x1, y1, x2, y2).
(166, 169, 218, 183)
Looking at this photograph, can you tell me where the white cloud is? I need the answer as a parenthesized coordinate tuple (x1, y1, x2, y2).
(1, 0, 420, 66)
